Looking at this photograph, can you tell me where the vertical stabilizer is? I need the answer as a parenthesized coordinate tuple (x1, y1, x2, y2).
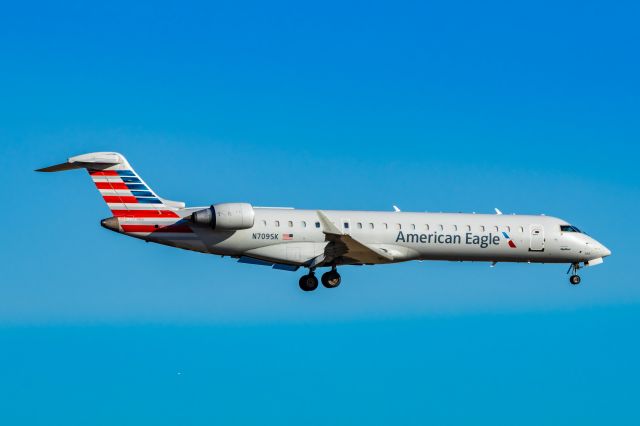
(36, 152, 186, 221)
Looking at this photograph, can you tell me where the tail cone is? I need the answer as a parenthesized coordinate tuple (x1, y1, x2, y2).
(101, 217, 121, 233)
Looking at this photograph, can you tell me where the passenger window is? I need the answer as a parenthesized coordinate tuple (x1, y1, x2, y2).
(439, 224, 444, 231)
(395, 223, 401, 230)
(480, 226, 485, 232)
(275, 220, 280, 227)
(357, 222, 363, 229)
(466, 225, 471, 232)
(301, 221, 307, 228)
(519, 226, 524, 233)
(288, 221, 293, 228)
(494, 226, 499, 232)
(410, 224, 416, 230)
(261, 220, 267, 226)
(453, 225, 458, 231)
(369, 223, 374, 229)
(506, 226, 511, 232)
(315, 222, 320, 228)
(383, 223, 388, 229)
(344, 222, 349, 229)
(425, 224, 430, 231)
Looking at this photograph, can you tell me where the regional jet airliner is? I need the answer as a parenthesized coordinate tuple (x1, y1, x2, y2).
(38, 152, 611, 291)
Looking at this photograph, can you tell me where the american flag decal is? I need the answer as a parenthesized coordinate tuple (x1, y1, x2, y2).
(283, 233, 293, 240)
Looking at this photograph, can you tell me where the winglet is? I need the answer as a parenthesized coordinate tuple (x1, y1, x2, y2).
(316, 211, 342, 235)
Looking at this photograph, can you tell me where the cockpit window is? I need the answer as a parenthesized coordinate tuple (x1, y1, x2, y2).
(560, 225, 582, 233)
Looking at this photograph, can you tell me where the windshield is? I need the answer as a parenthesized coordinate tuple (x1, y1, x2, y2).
(560, 225, 582, 233)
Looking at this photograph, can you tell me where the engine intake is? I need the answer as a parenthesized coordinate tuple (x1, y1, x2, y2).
(191, 203, 255, 231)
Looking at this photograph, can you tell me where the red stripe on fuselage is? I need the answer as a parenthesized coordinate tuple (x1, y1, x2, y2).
(103, 196, 138, 203)
(111, 210, 180, 218)
(121, 224, 193, 233)
(95, 182, 128, 190)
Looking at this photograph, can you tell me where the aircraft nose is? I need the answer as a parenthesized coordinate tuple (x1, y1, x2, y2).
(591, 239, 611, 258)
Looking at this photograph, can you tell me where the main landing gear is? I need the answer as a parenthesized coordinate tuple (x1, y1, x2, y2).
(321, 267, 341, 289)
(568, 263, 582, 285)
(299, 273, 318, 292)
(299, 267, 342, 292)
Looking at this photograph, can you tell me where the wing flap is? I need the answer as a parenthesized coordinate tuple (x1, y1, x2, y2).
(316, 211, 394, 264)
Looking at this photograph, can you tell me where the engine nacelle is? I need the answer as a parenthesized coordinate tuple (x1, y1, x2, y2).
(191, 203, 255, 231)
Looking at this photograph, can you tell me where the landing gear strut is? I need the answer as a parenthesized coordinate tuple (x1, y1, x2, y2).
(321, 267, 341, 289)
(568, 263, 581, 285)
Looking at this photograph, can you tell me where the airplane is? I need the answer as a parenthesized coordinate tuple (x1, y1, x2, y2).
(37, 152, 611, 291)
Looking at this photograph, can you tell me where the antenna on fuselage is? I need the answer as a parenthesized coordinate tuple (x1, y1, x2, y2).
(393, 205, 401, 212)
(494, 208, 503, 215)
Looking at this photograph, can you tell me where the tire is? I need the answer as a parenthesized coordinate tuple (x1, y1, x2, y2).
(299, 274, 319, 292)
(569, 275, 581, 285)
(321, 271, 342, 289)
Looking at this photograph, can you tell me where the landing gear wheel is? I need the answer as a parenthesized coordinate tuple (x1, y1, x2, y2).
(569, 275, 581, 285)
(299, 274, 319, 292)
(321, 271, 342, 289)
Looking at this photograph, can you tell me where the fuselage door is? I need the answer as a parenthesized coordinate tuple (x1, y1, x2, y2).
(529, 225, 545, 251)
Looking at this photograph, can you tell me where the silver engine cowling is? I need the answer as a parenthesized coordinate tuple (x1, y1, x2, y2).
(191, 203, 255, 230)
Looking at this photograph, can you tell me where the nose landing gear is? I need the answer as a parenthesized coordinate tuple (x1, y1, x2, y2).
(567, 263, 582, 285)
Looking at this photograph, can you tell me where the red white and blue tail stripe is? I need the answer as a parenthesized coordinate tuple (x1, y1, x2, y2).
(89, 169, 175, 215)
(37, 152, 195, 238)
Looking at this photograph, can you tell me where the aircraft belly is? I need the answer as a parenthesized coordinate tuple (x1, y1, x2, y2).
(243, 242, 326, 265)
(408, 243, 571, 263)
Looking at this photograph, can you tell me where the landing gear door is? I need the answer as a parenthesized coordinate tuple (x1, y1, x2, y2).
(529, 225, 545, 252)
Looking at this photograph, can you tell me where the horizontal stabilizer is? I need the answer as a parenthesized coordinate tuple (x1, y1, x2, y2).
(36, 152, 121, 172)
(36, 162, 83, 173)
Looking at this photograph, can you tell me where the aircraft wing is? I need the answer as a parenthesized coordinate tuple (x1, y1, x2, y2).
(316, 211, 394, 265)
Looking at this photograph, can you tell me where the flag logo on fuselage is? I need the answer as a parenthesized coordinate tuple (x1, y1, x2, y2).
(502, 232, 517, 248)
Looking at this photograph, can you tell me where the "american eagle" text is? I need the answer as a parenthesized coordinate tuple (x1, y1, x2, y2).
(396, 231, 501, 248)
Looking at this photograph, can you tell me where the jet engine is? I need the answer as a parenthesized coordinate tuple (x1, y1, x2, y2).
(191, 203, 255, 231)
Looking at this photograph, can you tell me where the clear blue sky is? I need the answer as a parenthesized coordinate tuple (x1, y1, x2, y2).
(1, 0, 639, 424)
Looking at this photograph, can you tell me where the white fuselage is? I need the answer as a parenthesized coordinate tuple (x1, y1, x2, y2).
(128, 208, 610, 267)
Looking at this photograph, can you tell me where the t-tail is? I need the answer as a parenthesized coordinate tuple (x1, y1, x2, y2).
(36, 152, 192, 236)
